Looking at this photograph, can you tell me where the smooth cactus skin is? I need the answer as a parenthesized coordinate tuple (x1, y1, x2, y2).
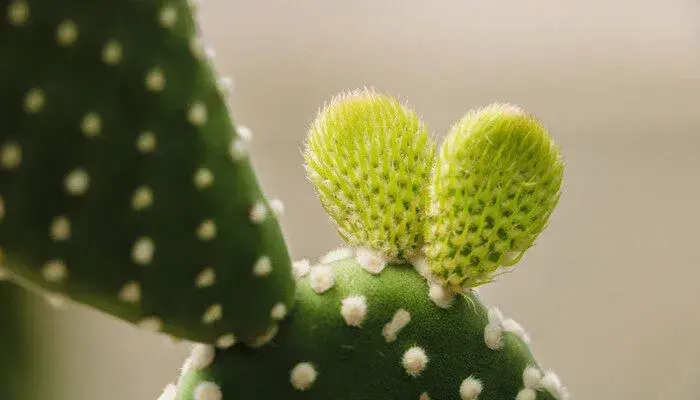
(0, 0, 294, 345)
(304, 89, 435, 260)
(176, 257, 558, 400)
(425, 104, 564, 290)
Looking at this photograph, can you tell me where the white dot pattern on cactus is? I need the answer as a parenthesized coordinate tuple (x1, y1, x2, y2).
(503, 318, 530, 344)
(308, 265, 334, 294)
(118, 281, 141, 303)
(249, 201, 267, 223)
(102, 40, 122, 65)
(290, 362, 317, 391)
(136, 131, 157, 153)
(270, 302, 287, 320)
(42, 260, 67, 282)
(319, 247, 354, 264)
(459, 376, 483, 399)
(56, 20, 78, 46)
(1, 142, 21, 169)
(419, 393, 431, 400)
(64, 168, 90, 195)
(138, 317, 163, 332)
(7, 1, 29, 26)
(516, 388, 536, 400)
(157, 384, 177, 400)
(49, 216, 71, 241)
(402, 346, 429, 377)
(189, 344, 215, 370)
(193, 382, 222, 400)
(428, 283, 454, 309)
(81, 113, 102, 137)
(159, 5, 178, 28)
(132, 186, 154, 210)
(523, 366, 542, 389)
(229, 138, 249, 160)
(340, 295, 367, 327)
(146, 68, 166, 92)
(236, 125, 253, 142)
(484, 323, 503, 350)
(132, 237, 155, 265)
(194, 167, 214, 189)
(195, 267, 216, 288)
(188, 102, 208, 126)
(216, 333, 236, 349)
(197, 220, 217, 241)
(218, 76, 234, 95)
(24, 88, 44, 113)
(252, 256, 272, 277)
(356, 248, 387, 275)
(45, 293, 70, 310)
(540, 371, 568, 399)
(292, 259, 311, 279)
(202, 303, 223, 324)
(382, 308, 411, 342)
(269, 198, 285, 217)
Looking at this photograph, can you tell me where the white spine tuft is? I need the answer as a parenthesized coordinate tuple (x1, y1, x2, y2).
(252, 256, 272, 277)
(193, 382, 222, 400)
(189, 344, 215, 370)
(502, 318, 530, 344)
(132, 237, 155, 265)
(308, 265, 334, 294)
(49, 216, 71, 241)
(101, 40, 122, 65)
(249, 201, 268, 223)
(292, 259, 311, 279)
(250, 325, 278, 348)
(271, 302, 288, 320)
(540, 371, 569, 399)
(42, 260, 67, 283)
(23, 88, 45, 113)
(196, 220, 217, 241)
(340, 295, 367, 327)
(194, 167, 214, 189)
(7, 1, 30, 27)
(1, 142, 21, 169)
(137, 317, 163, 332)
(215, 333, 236, 349)
(290, 362, 317, 391)
(487, 307, 504, 325)
(195, 267, 216, 288)
(523, 366, 542, 389)
(402, 346, 428, 378)
(459, 376, 483, 399)
(118, 281, 141, 304)
(81, 112, 102, 137)
(132, 186, 154, 210)
(159, 5, 178, 28)
(64, 168, 90, 195)
(56, 20, 78, 46)
(382, 308, 411, 342)
(515, 388, 536, 400)
(146, 68, 166, 92)
(356, 247, 387, 275)
(269, 198, 285, 217)
(202, 303, 223, 324)
(484, 323, 503, 350)
(188, 102, 208, 126)
(136, 131, 157, 153)
(428, 283, 455, 309)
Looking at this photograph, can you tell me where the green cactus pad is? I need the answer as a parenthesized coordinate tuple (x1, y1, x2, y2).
(425, 104, 564, 290)
(303, 89, 435, 261)
(0, 0, 294, 345)
(0, 283, 31, 400)
(175, 257, 566, 400)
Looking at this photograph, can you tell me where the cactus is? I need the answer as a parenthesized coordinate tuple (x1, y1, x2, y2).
(1, 2, 570, 399)
(173, 92, 568, 399)
(0, 0, 294, 345)
(0, 283, 31, 400)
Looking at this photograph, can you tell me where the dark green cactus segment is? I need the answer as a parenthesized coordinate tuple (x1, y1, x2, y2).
(177, 258, 560, 400)
(0, 0, 294, 345)
(0, 283, 31, 400)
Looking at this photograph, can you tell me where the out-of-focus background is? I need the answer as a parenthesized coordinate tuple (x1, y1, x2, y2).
(27, 1, 700, 399)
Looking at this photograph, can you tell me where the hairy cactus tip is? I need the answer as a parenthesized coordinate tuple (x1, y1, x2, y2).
(425, 103, 564, 290)
(303, 88, 435, 267)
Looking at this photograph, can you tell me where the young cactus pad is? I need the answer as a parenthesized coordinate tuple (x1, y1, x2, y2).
(0, 0, 294, 344)
(175, 256, 566, 400)
(304, 89, 435, 261)
(425, 104, 564, 289)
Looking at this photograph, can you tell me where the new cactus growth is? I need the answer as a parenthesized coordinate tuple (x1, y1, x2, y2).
(175, 92, 568, 399)
(1, 1, 569, 399)
(0, 0, 294, 345)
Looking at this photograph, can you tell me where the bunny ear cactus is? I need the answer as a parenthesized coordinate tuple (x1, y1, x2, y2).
(0, 284, 31, 400)
(174, 91, 568, 400)
(0, 0, 294, 345)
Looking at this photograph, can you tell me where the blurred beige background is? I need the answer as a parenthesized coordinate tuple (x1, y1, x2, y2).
(35, 0, 700, 399)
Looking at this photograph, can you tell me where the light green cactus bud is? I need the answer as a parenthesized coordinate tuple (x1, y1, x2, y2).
(303, 89, 435, 261)
(425, 104, 564, 289)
